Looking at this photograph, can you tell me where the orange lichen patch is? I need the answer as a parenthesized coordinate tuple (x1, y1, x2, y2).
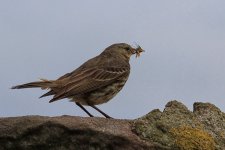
(170, 126, 215, 150)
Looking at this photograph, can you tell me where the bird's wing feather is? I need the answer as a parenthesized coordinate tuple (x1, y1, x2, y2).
(49, 66, 129, 102)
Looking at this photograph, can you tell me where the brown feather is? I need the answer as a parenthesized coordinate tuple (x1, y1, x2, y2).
(11, 80, 54, 89)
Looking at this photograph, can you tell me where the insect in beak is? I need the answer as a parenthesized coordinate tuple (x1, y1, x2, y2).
(134, 45, 145, 58)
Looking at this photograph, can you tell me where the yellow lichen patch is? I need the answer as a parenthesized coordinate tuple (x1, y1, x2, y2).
(170, 126, 215, 150)
(220, 132, 225, 138)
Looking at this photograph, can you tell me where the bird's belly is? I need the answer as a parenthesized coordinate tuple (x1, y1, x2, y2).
(73, 79, 127, 105)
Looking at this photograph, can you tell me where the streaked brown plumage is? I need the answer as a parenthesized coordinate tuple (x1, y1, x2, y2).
(12, 43, 144, 118)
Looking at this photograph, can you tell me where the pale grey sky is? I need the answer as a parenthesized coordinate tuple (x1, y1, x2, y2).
(0, 0, 225, 119)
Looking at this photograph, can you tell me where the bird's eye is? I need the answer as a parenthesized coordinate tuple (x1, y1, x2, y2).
(124, 47, 130, 51)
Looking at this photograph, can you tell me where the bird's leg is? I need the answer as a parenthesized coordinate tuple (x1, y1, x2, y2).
(75, 102, 94, 117)
(90, 105, 113, 119)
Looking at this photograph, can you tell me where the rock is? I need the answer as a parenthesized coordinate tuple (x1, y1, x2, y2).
(133, 100, 225, 150)
(0, 100, 224, 150)
(0, 116, 163, 150)
(194, 102, 225, 149)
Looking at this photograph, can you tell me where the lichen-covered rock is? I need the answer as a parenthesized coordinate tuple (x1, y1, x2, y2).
(194, 102, 225, 149)
(133, 100, 225, 150)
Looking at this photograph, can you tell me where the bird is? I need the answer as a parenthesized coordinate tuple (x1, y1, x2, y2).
(11, 43, 144, 118)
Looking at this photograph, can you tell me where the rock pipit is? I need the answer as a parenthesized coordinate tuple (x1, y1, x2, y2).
(12, 43, 144, 118)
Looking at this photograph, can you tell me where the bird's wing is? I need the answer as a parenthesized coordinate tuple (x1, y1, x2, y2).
(49, 66, 129, 102)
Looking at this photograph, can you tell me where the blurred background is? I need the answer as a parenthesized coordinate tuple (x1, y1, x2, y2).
(0, 0, 225, 119)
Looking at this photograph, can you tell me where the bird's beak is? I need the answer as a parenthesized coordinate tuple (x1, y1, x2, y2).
(130, 48, 137, 55)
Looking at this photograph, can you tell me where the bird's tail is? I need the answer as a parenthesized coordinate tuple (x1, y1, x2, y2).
(11, 79, 54, 90)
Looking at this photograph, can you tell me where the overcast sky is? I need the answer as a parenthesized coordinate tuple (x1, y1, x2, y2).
(0, 0, 225, 119)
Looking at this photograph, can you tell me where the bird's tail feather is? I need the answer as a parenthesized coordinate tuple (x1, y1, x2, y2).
(39, 90, 55, 98)
(11, 79, 54, 90)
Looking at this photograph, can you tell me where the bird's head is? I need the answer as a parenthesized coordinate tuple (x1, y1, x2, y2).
(102, 43, 144, 60)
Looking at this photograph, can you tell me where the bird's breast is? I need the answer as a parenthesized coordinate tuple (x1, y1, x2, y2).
(74, 75, 129, 105)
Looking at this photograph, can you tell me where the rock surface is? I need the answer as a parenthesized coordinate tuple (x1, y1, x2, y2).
(0, 100, 224, 150)
(133, 100, 225, 150)
(0, 116, 163, 150)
